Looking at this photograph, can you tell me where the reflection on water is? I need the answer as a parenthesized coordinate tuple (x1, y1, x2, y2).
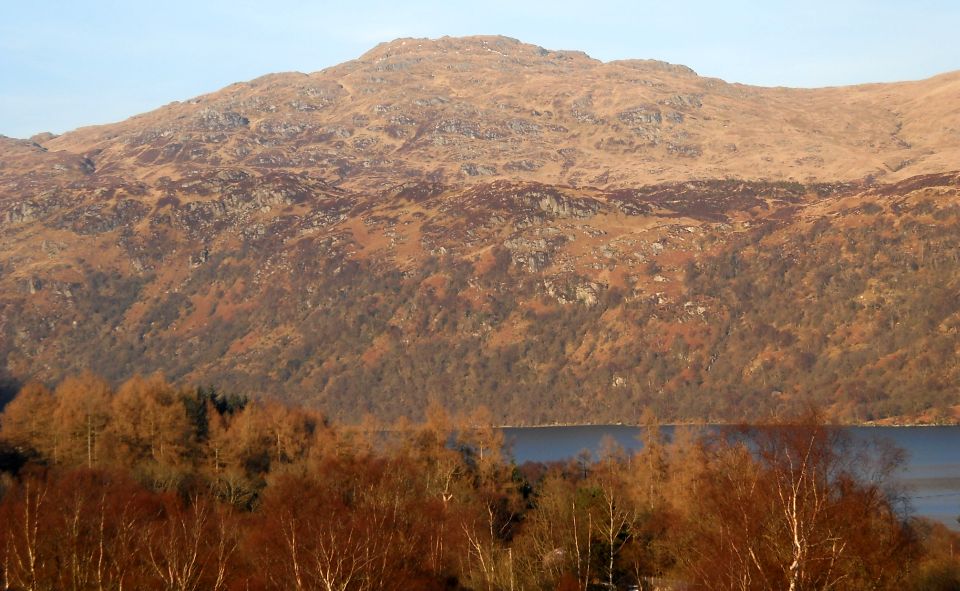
(501, 425, 960, 530)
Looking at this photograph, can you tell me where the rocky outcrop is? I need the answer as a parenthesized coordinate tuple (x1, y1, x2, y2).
(618, 106, 662, 126)
(195, 108, 250, 132)
(524, 190, 600, 219)
(461, 163, 497, 177)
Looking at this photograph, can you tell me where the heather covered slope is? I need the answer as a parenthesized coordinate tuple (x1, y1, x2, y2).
(1, 37, 959, 424)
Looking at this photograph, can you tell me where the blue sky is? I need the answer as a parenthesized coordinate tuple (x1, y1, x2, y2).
(2, 0, 958, 139)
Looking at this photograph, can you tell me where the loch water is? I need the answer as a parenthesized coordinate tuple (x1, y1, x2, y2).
(501, 425, 960, 530)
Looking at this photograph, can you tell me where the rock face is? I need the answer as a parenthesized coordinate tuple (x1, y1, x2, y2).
(1, 36, 960, 425)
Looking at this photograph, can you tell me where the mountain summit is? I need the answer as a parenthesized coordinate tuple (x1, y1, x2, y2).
(2, 37, 959, 424)
(32, 35, 960, 190)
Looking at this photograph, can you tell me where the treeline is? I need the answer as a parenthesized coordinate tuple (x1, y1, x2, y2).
(0, 373, 958, 590)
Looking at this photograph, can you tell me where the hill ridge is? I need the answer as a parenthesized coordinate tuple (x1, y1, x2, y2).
(2, 37, 960, 424)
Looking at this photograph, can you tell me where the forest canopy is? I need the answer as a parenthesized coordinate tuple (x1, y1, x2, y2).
(0, 373, 957, 591)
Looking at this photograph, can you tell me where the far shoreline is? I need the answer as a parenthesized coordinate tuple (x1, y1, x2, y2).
(493, 421, 960, 429)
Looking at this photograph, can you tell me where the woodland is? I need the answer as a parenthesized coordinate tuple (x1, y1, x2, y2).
(0, 373, 958, 591)
(7, 187, 960, 427)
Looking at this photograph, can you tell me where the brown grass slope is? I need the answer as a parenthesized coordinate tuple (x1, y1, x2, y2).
(1, 36, 959, 424)
(34, 35, 960, 189)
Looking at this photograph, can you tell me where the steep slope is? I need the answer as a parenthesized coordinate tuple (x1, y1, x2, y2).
(2, 36, 959, 424)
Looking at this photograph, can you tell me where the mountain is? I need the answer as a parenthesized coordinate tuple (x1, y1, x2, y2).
(2, 36, 959, 424)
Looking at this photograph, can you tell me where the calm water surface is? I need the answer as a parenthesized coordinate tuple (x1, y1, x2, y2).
(501, 425, 960, 530)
